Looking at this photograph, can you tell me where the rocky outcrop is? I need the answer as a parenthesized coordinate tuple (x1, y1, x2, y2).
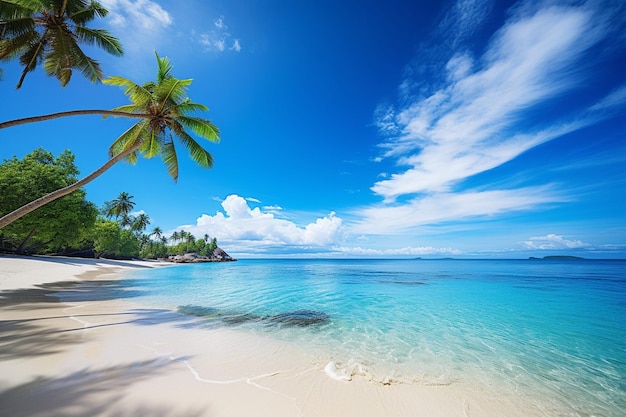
(163, 247, 236, 263)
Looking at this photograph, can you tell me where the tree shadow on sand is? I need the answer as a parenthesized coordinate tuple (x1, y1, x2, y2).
(0, 359, 209, 417)
(0, 308, 203, 360)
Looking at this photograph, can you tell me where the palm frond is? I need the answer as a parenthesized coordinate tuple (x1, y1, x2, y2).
(140, 131, 164, 158)
(74, 26, 123, 56)
(108, 122, 148, 159)
(171, 122, 214, 168)
(160, 139, 179, 181)
(43, 25, 77, 86)
(176, 115, 221, 142)
(0, 1, 40, 17)
(155, 51, 172, 83)
(69, 1, 109, 24)
(156, 78, 192, 112)
(0, 17, 35, 38)
(173, 101, 209, 115)
(104, 76, 152, 105)
(0, 29, 37, 60)
(16, 35, 44, 88)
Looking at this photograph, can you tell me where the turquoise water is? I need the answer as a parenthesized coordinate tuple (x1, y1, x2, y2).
(124, 259, 625, 416)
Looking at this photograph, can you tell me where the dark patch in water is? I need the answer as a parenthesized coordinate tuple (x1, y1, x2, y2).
(266, 310, 330, 327)
(377, 280, 427, 286)
(177, 305, 330, 328)
(177, 305, 221, 317)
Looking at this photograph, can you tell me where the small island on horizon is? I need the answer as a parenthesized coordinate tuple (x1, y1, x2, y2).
(528, 255, 585, 260)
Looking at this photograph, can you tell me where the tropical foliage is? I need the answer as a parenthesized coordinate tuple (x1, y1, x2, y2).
(0, 155, 221, 258)
(0, 148, 97, 254)
(0, 52, 220, 229)
(0, 0, 124, 88)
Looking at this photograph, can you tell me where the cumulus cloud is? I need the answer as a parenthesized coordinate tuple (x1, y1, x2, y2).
(521, 234, 589, 250)
(198, 16, 241, 53)
(174, 195, 343, 255)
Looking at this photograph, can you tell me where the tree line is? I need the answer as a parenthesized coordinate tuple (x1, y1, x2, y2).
(0, 148, 219, 259)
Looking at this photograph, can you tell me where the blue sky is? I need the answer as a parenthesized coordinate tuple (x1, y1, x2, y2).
(1, 0, 625, 258)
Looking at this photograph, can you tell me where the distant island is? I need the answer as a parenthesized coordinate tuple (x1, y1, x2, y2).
(529, 256, 585, 260)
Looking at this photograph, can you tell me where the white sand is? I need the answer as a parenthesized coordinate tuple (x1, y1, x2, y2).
(0, 255, 550, 417)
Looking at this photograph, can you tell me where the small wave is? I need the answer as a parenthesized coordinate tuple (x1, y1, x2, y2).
(323, 359, 458, 386)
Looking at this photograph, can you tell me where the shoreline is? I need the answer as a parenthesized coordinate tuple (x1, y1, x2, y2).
(1, 255, 555, 417)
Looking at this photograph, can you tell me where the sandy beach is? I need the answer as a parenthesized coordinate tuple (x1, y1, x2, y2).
(0, 255, 549, 417)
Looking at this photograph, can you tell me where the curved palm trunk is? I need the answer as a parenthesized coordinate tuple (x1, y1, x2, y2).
(0, 144, 141, 229)
(0, 110, 151, 130)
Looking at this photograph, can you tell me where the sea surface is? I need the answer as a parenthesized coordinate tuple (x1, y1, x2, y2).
(121, 258, 625, 416)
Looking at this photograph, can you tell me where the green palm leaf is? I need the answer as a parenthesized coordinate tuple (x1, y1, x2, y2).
(161, 139, 179, 181)
(1, 0, 123, 88)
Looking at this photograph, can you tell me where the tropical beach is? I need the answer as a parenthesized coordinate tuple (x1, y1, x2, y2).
(2, 255, 625, 417)
(0, 255, 516, 417)
(2, 1, 625, 416)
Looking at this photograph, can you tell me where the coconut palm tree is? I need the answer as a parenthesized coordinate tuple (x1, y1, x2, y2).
(131, 213, 150, 234)
(151, 226, 163, 241)
(102, 191, 135, 221)
(170, 230, 180, 245)
(0, 0, 124, 89)
(0, 52, 220, 229)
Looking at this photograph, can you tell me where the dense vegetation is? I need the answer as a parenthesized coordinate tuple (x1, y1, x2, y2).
(0, 148, 219, 259)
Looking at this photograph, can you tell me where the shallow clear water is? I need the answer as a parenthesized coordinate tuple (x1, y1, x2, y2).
(124, 259, 626, 416)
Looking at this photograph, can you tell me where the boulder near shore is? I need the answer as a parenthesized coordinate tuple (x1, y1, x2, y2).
(162, 247, 236, 263)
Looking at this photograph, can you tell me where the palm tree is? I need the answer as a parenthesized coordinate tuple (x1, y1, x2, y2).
(151, 226, 163, 241)
(0, 0, 124, 89)
(102, 191, 135, 221)
(131, 213, 150, 234)
(0, 52, 220, 229)
(170, 230, 180, 245)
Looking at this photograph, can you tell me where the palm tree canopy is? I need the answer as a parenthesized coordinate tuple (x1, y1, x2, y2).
(102, 52, 220, 182)
(103, 191, 135, 220)
(0, 0, 124, 88)
(131, 213, 150, 233)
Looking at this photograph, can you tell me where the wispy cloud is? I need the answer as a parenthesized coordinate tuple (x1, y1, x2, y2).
(173, 194, 342, 255)
(364, 0, 622, 233)
(352, 186, 564, 235)
(101, 0, 172, 30)
(198, 16, 242, 53)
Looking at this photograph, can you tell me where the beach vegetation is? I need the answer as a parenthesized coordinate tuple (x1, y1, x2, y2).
(0, 0, 124, 89)
(0, 148, 97, 255)
(0, 52, 220, 229)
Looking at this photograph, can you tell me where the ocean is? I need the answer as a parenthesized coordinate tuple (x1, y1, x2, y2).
(122, 258, 625, 416)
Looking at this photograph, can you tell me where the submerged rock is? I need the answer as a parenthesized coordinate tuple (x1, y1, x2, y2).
(177, 305, 221, 317)
(177, 305, 330, 328)
(266, 309, 331, 327)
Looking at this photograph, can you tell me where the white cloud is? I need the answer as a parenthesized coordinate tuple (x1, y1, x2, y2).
(198, 16, 241, 53)
(173, 195, 343, 254)
(375, 4, 602, 202)
(521, 234, 589, 250)
(362, 0, 622, 236)
(352, 186, 564, 234)
(335, 246, 463, 257)
(101, 0, 172, 32)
